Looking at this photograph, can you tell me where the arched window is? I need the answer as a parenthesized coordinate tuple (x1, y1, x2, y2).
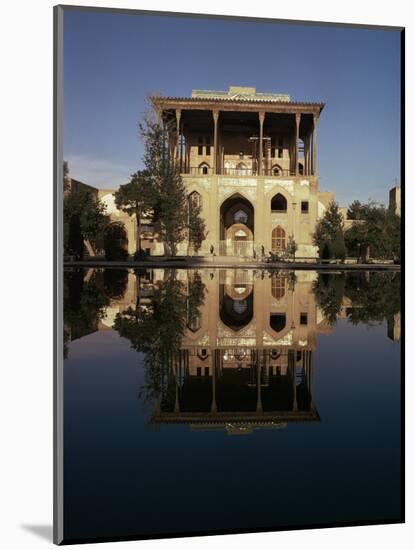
(298, 162, 304, 175)
(271, 193, 287, 212)
(272, 164, 282, 176)
(271, 274, 287, 299)
(270, 313, 286, 333)
(272, 226, 286, 251)
(188, 191, 202, 209)
(198, 162, 210, 175)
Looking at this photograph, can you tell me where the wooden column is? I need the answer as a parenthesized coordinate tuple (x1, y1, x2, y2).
(312, 114, 318, 176)
(212, 110, 219, 175)
(175, 109, 181, 162)
(258, 112, 265, 176)
(295, 113, 301, 176)
(179, 118, 184, 172)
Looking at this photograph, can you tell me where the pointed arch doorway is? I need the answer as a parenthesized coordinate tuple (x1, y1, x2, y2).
(219, 194, 254, 257)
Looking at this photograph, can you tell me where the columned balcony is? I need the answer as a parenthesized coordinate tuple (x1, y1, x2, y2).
(182, 166, 302, 177)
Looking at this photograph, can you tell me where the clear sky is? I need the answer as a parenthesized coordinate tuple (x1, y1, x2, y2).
(63, 9, 401, 206)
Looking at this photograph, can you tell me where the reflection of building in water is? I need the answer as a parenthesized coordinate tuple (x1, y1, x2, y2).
(387, 313, 401, 342)
(133, 268, 330, 434)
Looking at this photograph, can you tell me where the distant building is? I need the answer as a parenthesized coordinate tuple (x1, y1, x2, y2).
(389, 185, 401, 216)
(339, 206, 356, 231)
(66, 177, 98, 197)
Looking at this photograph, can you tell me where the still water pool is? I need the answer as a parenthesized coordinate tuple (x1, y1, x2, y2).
(63, 268, 402, 542)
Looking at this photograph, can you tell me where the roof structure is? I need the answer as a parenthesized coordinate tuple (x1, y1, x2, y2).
(151, 85, 325, 115)
(192, 86, 291, 102)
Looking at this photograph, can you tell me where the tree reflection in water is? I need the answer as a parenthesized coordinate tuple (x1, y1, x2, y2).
(314, 271, 401, 326)
(64, 268, 128, 357)
(113, 270, 205, 403)
(64, 268, 400, 421)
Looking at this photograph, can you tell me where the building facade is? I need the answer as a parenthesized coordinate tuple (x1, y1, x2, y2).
(146, 86, 333, 259)
(389, 185, 401, 217)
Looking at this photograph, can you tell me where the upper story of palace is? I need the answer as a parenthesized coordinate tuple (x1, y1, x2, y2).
(151, 86, 324, 179)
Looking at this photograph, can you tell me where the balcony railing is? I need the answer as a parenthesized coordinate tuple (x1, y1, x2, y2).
(182, 167, 300, 177)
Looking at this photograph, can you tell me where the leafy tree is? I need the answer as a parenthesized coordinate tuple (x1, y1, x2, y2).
(63, 160, 70, 192)
(287, 235, 298, 260)
(344, 220, 367, 259)
(188, 195, 207, 254)
(344, 201, 401, 261)
(331, 228, 346, 261)
(139, 116, 189, 255)
(347, 200, 370, 220)
(115, 113, 207, 257)
(114, 171, 155, 256)
(103, 221, 129, 261)
(313, 201, 345, 260)
(64, 187, 109, 258)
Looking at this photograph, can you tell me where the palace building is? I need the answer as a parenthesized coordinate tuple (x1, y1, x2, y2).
(95, 86, 336, 259)
(148, 86, 333, 258)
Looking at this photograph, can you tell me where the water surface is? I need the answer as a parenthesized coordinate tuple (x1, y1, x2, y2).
(63, 268, 401, 542)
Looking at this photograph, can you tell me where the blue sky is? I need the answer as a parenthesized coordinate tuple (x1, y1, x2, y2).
(63, 9, 401, 205)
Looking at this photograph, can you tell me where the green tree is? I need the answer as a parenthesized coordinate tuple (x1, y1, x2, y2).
(188, 195, 207, 255)
(64, 187, 109, 258)
(347, 200, 370, 220)
(138, 115, 192, 256)
(344, 201, 400, 261)
(103, 221, 129, 261)
(287, 235, 298, 261)
(313, 201, 345, 260)
(344, 220, 367, 259)
(63, 160, 70, 192)
(331, 228, 346, 261)
(114, 171, 155, 257)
